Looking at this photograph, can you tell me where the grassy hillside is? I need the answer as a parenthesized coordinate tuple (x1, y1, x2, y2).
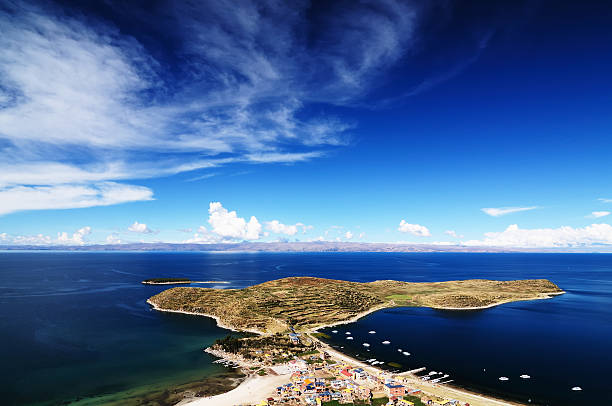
(148, 277, 563, 333)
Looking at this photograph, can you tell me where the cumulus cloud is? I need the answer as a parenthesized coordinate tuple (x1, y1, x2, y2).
(266, 221, 298, 236)
(589, 211, 610, 218)
(345, 231, 353, 240)
(481, 206, 538, 217)
(208, 202, 262, 240)
(265, 221, 312, 236)
(464, 223, 612, 247)
(398, 220, 431, 237)
(1, 226, 92, 246)
(106, 233, 122, 244)
(128, 221, 153, 233)
(0, 182, 154, 216)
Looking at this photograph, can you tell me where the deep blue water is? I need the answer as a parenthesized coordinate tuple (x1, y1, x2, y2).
(0, 252, 611, 405)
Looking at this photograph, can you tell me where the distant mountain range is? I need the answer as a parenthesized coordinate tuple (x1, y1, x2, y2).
(2, 241, 608, 252)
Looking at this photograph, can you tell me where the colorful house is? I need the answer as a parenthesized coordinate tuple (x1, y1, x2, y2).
(384, 383, 406, 397)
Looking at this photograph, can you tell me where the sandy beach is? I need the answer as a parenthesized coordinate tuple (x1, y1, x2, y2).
(178, 374, 289, 406)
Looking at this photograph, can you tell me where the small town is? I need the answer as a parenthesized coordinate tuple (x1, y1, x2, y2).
(202, 332, 473, 406)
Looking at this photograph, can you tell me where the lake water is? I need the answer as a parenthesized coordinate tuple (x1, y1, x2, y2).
(1, 252, 610, 405)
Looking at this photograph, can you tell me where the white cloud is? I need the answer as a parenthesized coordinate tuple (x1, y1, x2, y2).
(57, 226, 91, 245)
(1, 226, 92, 246)
(208, 202, 262, 240)
(345, 231, 353, 240)
(266, 221, 297, 236)
(464, 223, 612, 247)
(444, 230, 464, 238)
(589, 211, 610, 218)
(0, 182, 154, 216)
(598, 198, 612, 203)
(184, 226, 220, 244)
(106, 234, 122, 244)
(398, 220, 431, 237)
(481, 206, 538, 217)
(265, 221, 312, 236)
(0, 1, 490, 216)
(128, 221, 153, 234)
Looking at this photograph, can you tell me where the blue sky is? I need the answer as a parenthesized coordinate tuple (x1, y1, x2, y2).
(1, 0, 612, 248)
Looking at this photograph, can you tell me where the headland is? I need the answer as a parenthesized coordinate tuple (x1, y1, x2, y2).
(148, 276, 565, 333)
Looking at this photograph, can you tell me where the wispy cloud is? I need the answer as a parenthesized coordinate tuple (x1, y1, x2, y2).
(599, 198, 612, 203)
(481, 206, 538, 217)
(588, 211, 610, 218)
(0, 182, 153, 216)
(0, 1, 514, 214)
(444, 230, 464, 238)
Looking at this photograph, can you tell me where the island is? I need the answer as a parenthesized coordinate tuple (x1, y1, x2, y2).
(142, 278, 229, 285)
(146, 277, 564, 406)
(147, 276, 564, 333)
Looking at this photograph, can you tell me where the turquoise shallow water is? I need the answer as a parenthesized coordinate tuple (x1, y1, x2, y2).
(1, 252, 611, 405)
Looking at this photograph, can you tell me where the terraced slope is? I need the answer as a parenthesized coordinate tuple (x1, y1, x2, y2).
(147, 277, 563, 334)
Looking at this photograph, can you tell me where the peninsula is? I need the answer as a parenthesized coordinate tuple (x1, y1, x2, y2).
(147, 276, 564, 334)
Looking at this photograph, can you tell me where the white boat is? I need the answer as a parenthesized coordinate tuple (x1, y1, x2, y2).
(402, 352, 410, 356)
(332, 330, 338, 333)
(398, 349, 402, 352)
(363, 343, 370, 347)
(345, 332, 351, 335)
(369, 330, 376, 334)
(346, 336, 353, 340)
(520, 374, 531, 379)
(382, 340, 391, 345)
(499, 377, 509, 381)
(572, 386, 582, 391)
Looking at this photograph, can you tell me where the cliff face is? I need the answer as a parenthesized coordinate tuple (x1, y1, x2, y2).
(148, 277, 564, 333)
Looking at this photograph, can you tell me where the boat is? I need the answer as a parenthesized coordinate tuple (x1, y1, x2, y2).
(346, 336, 353, 340)
(382, 340, 391, 345)
(499, 377, 509, 381)
(368, 330, 376, 334)
(402, 351, 410, 356)
(363, 343, 370, 347)
(332, 330, 338, 333)
(520, 374, 531, 379)
(571, 386, 582, 391)
(345, 332, 351, 335)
